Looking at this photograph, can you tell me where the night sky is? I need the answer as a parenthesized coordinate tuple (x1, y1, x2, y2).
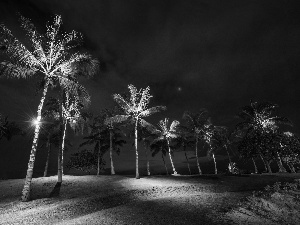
(1, 0, 300, 178)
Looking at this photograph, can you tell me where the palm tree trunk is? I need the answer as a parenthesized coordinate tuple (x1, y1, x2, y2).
(135, 119, 139, 179)
(43, 135, 51, 177)
(266, 160, 273, 174)
(260, 154, 268, 172)
(161, 152, 169, 175)
(252, 157, 258, 174)
(195, 137, 202, 175)
(276, 152, 287, 173)
(57, 120, 67, 184)
(287, 163, 296, 173)
(225, 146, 232, 164)
(110, 129, 115, 175)
(60, 120, 67, 176)
(21, 79, 49, 202)
(183, 145, 191, 175)
(167, 139, 177, 174)
(212, 153, 217, 174)
(97, 139, 101, 176)
(144, 143, 150, 176)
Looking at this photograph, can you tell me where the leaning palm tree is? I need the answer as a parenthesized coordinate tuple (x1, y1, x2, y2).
(152, 118, 180, 175)
(105, 84, 166, 179)
(0, 14, 99, 201)
(182, 110, 210, 175)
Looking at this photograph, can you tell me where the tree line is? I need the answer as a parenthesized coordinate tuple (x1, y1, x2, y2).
(1, 14, 299, 202)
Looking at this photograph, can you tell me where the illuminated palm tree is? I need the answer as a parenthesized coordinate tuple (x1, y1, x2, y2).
(105, 84, 166, 179)
(153, 118, 180, 175)
(0, 14, 99, 201)
(182, 110, 210, 175)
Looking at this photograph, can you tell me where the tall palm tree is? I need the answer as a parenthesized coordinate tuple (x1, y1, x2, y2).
(182, 110, 210, 175)
(153, 118, 180, 175)
(0, 14, 98, 201)
(54, 87, 90, 186)
(236, 101, 292, 173)
(105, 84, 166, 179)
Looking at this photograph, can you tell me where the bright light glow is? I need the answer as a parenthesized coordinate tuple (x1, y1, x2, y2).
(32, 119, 40, 126)
(177, 87, 182, 92)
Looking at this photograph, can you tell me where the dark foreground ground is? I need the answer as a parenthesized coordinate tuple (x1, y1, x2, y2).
(0, 173, 300, 225)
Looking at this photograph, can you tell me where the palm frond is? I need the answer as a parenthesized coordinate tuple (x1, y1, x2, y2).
(170, 120, 180, 132)
(113, 94, 131, 113)
(0, 61, 36, 78)
(128, 84, 138, 107)
(104, 115, 130, 125)
(0, 24, 40, 70)
(139, 105, 166, 117)
(138, 86, 152, 110)
(139, 119, 158, 134)
(18, 14, 47, 63)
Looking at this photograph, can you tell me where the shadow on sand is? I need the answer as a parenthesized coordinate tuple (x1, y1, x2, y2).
(49, 182, 62, 198)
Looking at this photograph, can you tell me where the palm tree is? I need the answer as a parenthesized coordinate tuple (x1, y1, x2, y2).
(173, 129, 194, 175)
(58, 89, 90, 181)
(152, 118, 180, 175)
(203, 124, 219, 174)
(137, 126, 156, 176)
(236, 101, 292, 173)
(182, 110, 210, 175)
(0, 14, 98, 201)
(81, 114, 106, 175)
(150, 140, 170, 175)
(105, 84, 166, 179)
(81, 113, 126, 175)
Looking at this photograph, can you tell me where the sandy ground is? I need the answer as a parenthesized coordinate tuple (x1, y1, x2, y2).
(1, 173, 300, 225)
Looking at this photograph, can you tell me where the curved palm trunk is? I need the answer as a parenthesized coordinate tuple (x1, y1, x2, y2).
(183, 145, 191, 175)
(212, 153, 217, 174)
(43, 135, 51, 177)
(252, 157, 258, 174)
(260, 154, 268, 172)
(144, 143, 150, 176)
(97, 139, 101, 175)
(110, 130, 115, 175)
(21, 80, 49, 202)
(135, 119, 139, 179)
(195, 137, 202, 175)
(276, 152, 286, 173)
(161, 152, 169, 175)
(167, 139, 177, 174)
